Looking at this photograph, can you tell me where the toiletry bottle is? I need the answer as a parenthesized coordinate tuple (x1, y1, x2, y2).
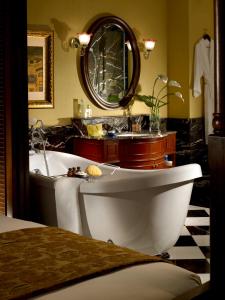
(79, 99, 85, 117)
(86, 104, 92, 118)
(73, 99, 79, 117)
(164, 155, 173, 167)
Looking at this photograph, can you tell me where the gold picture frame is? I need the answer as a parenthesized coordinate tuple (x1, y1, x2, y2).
(27, 30, 54, 108)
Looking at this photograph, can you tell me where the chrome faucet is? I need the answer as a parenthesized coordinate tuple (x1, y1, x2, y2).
(73, 122, 84, 136)
(30, 120, 46, 152)
(30, 119, 50, 176)
(113, 119, 128, 133)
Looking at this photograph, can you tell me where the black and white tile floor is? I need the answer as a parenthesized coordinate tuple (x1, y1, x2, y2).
(168, 205, 210, 284)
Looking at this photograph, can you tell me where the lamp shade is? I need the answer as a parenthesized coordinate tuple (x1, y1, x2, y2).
(78, 33, 92, 46)
(144, 39, 156, 51)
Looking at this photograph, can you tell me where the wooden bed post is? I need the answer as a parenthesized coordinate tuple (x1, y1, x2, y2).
(208, 0, 225, 297)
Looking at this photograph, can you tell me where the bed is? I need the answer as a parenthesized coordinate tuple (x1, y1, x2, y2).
(0, 215, 201, 300)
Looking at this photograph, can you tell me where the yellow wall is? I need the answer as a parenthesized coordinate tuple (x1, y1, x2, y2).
(167, 0, 214, 118)
(28, 0, 167, 125)
(167, 0, 190, 118)
(189, 0, 214, 118)
(28, 0, 213, 125)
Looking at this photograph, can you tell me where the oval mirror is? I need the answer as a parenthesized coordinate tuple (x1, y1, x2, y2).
(80, 16, 140, 109)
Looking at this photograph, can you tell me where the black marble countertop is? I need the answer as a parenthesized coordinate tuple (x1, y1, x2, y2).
(74, 131, 176, 140)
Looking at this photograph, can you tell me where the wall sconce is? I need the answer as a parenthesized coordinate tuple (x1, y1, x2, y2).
(143, 39, 156, 59)
(69, 33, 92, 56)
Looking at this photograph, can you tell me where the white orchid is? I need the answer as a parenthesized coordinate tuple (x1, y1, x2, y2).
(168, 80, 181, 88)
(174, 91, 184, 102)
(135, 74, 184, 115)
(158, 74, 168, 84)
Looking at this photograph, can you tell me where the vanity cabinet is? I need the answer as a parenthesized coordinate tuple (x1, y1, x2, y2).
(119, 137, 166, 169)
(165, 132, 176, 166)
(72, 132, 176, 169)
(73, 138, 119, 164)
(119, 132, 176, 169)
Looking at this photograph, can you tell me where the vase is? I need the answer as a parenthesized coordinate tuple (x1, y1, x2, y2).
(149, 111, 161, 135)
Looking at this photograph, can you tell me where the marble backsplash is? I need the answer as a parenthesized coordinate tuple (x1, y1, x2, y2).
(72, 115, 167, 135)
(167, 117, 208, 174)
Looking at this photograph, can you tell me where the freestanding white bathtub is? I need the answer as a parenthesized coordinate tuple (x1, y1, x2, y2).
(29, 150, 202, 255)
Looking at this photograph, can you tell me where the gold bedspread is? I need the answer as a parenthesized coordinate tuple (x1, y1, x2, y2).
(0, 227, 162, 300)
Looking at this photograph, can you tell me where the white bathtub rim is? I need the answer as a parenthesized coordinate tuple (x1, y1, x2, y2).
(80, 163, 202, 194)
(29, 151, 202, 194)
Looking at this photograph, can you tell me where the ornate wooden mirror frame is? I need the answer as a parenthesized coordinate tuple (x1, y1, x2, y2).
(80, 16, 140, 109)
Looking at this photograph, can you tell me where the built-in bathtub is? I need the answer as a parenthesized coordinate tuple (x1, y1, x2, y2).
(29, 150, 202, 255)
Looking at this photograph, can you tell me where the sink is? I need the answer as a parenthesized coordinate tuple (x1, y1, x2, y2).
(116, 132, 165, 138)
(116, 132, 151, 137)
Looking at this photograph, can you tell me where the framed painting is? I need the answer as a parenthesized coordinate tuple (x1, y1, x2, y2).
(27, 30, 54, 108)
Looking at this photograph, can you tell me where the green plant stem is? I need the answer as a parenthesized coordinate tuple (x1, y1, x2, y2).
(156, 85, 167, 99)
(159, 92, 176, 100)
(152, 77, 159, 98)
(158, 102, 168, 108)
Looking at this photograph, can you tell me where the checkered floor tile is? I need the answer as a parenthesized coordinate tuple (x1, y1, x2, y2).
(168, 205, 210, 284)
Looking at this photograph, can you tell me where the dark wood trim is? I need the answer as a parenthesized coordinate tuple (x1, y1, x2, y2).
(1, 0, 29, 218)
(208, 0, 225, 297)
(208, 136, 225, 297)
(80, 15, 140, 110)
(0, 2, 6, 214)
(212, 0, 225, 135)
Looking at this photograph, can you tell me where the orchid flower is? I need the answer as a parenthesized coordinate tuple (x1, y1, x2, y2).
(158, 74, 168, 84)
(152, 74, 168, 97)
(174, 91, 184, 102)
(135, 74, 184, 115)
(168, 80, 181, 88)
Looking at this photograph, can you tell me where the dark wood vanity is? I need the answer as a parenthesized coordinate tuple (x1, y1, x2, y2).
(72, 132, 176, 169)
(72, 138, 119, 164)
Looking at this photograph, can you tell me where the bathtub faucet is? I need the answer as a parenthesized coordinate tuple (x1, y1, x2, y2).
(30, 119, 50, 176)
(30, 120, 47, 152)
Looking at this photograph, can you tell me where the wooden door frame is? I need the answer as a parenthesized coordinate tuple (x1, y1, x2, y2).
(0, 0, 29, 218)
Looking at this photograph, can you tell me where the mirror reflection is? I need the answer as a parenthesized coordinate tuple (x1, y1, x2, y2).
(88, 23, 131, 103)
(80, 16, 140, 110)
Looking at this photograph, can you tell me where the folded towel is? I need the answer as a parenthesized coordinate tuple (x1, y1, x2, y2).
(86, 124, 104, 137)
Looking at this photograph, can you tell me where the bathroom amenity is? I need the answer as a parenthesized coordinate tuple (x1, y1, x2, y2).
(84, 104, 92, 118)
(86, 123, 104, 137)
(29, 151, 202, 256)
(164, 155, 173, 167)
(66, 165, 103, 178)
(85, 164, 102, 176)
(67, 166, 88, 178)
(78, 99, 85, 117)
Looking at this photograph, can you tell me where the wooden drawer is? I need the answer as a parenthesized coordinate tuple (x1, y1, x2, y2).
(119, 156, 165, 169)
(104, 140, 119, 163)
(119, 137, 166, 169)
(73, 138, 119, 163)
